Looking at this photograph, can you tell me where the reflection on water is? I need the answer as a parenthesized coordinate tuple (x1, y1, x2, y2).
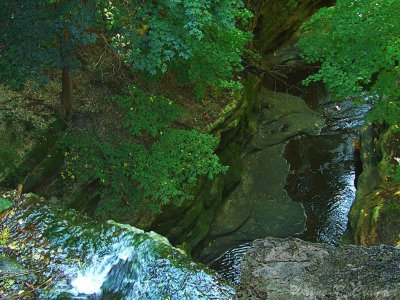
(285, 97, 370, 245)
(284, 133, 357, 245)
(210, 97, 370, 284)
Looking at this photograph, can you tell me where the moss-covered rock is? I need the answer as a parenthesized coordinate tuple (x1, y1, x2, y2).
(348, 125, 400, 246)
(0, 198, 13, 214)
(147, 73, 262, 253)
(197, 89, 324, 261)
(0, 255, 38, 299)
(250, 89, 324, 149)
(0, 0, 336, 259)
(0, 118, 65, 192)
(0, 81, 62, 184)
(251, 0, 334, 62)
(0, 192, 233, 299)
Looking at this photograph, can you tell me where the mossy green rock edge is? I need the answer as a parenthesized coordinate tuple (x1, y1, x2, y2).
(0, 192, 233, 299)
(149, 73, 263, 255)
(347, 124, 400, 246)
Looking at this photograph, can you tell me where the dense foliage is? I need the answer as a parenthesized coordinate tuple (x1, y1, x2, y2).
(107, 0, 252, 95)
(299, 0, 400, 181)
(298, 0, 400, 125)
(62, 87, 227, 220)
(0, 1, 251, 218)
(0, 0, 252, 96)
(0, 0, 97, 89)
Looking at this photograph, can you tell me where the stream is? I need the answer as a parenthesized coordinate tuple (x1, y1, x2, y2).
(285, 97, 370, 244)
(210, 88, 370, 285)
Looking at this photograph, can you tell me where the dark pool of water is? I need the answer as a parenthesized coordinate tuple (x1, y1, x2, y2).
(210, 95, 370, 284)
(285, 133, 357, 244)
(285, 97, 370, 245)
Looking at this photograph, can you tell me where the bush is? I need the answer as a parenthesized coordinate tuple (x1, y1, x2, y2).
(61, 86, 227, 221)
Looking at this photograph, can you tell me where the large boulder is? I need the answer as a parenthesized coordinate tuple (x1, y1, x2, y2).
(236, 237, 400, 299)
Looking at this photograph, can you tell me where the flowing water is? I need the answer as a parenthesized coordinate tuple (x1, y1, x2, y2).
(1, 194, 233, 299)
(210, 91, 370, 285)
(285, 97, 370, 244)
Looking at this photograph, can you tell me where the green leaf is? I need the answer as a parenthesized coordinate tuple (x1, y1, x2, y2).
(298, 0, 400, 126)
(0, 198, 13, 213)
(60, 86, 227, 221)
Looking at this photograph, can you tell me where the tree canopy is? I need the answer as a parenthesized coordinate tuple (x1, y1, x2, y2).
(0, 0, 252, 219)
(0, 1, 97, 90)
(298, 0, 400, 126)
(106, 0, 252, 94)
(61, 86, 228, 220)
(0, 0, 252, 108)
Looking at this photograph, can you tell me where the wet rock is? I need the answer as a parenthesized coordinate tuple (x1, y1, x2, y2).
(199, 90, 324, 261)
(250, 89, 324, 149)
(201, 143, 306, 261)
(0, 193, 233, 299)
(0, 255, 38, 299)
(236, 237, 400, 299)
(348, 125, 400, 246)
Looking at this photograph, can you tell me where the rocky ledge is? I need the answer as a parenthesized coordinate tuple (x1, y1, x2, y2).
(236, 237, 400, 299)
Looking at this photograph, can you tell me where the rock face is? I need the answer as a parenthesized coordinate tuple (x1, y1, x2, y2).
(236, 237, 400, 299)
(250, 89, 324, 149)
(199, 89, 324, 261)
(150, 74, 262, 252)
(251, 0, 334, 60)
(348, 124, 400, 246)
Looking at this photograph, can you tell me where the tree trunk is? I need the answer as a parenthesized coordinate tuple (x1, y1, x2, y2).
(61, 67, 73, 119)
(61, 24, 73, 120)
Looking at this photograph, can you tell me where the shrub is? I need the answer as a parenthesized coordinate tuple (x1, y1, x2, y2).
(61, 86, 227, 221)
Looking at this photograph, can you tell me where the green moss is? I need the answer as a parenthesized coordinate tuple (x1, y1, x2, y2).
(146, 74, 261, 252)
(377, 210, 400, 245)
(219, 143, 244, 189)
(0, 255, 38, 298)
(371, 203, 383, 224)
(351, 185, 400, 246)
(0, 118, 65, 191)
(252, 0, 325, 57)
(340, 229, 355, 245)
(383, 199, 400, 214)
